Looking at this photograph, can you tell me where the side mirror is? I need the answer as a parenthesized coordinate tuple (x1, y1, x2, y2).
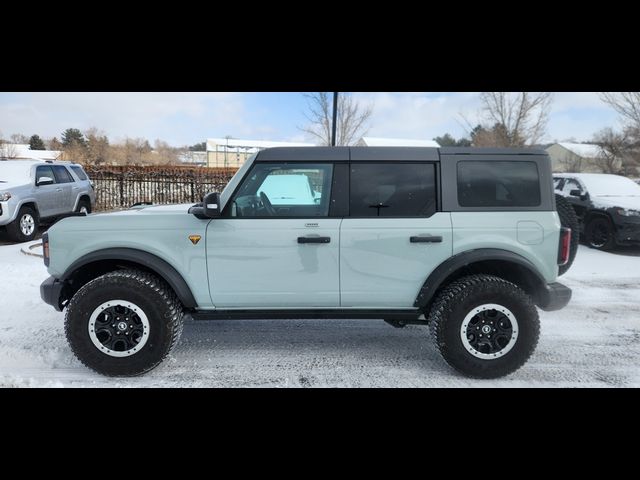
(203, 192, 221, 218)
(37, 176, 54, 186)
(189, 192, 222, 219)
(570, 189, 588, 200)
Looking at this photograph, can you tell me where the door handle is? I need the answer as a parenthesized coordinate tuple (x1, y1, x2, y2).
(410, 235, 442, 243)
(56, 188, 63, 192)
(298, 236, 331, 244)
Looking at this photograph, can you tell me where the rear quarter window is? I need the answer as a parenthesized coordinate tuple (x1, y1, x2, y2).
(457, 161, 540, 207)
(70, 166, 88, 181)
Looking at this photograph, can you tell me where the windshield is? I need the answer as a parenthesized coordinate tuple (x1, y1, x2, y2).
(220, 153, 256, 209)
(0, 162, 32, 184)
(580, 174, 640, 197)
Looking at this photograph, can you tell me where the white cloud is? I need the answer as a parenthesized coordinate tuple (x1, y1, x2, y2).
(353, 92, 483, 141)
(551, 92, 605, 112)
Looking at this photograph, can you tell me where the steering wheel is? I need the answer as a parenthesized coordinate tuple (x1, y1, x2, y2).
(259, 192, 277, 216)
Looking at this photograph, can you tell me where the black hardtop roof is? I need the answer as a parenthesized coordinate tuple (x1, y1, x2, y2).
(255, 146, 547, 162)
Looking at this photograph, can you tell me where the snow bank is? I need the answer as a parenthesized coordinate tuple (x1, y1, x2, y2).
(1, 241, 639, 387)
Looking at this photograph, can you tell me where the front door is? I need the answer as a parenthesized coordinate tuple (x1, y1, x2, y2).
(207, 161, 341, 308)
(340, 162, 453, 308)
(34, 165, 63, 218)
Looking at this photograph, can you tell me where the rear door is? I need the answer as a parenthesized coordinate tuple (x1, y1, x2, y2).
(51, 165, 75, 214)
(340, 162, 453, 308)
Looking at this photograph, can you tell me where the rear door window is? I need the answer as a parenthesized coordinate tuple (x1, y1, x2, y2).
(349, 163, 437, 217)
(52, 165, 74, 184)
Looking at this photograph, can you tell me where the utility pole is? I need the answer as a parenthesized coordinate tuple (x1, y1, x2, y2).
(331, 92, 338, 147)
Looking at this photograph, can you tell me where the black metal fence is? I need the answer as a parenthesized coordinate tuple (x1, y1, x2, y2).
(84, 165, 238, 212)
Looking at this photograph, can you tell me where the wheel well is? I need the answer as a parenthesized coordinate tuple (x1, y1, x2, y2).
(62, 259, 184, 309)
(18, 202, 39, 220)
(423, 259, 547, 311)
(585, 211, 613, 227)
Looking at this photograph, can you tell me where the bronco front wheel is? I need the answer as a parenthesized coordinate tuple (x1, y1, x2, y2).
(65, 269, 184, 376)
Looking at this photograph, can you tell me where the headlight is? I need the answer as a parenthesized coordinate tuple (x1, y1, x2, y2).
(0, 192, 11, 201)
(616, 208, 640, 217)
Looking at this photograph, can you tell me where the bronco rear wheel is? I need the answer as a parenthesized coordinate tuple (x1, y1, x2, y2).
(65, 269, 184, 376)
(428, 274, 540, 379)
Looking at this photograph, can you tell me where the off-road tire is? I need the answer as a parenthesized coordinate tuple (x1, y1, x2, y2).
(555, 194, 579, 276)
(65, 269, 184, 376)
(75, 198, 92, 214)
(585, 216, 616, 251)
(428, 274, 540, 379)
(6, 205, 39, 242)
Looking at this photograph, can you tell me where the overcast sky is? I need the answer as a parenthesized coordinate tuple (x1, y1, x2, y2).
(0, 92, 621, 147)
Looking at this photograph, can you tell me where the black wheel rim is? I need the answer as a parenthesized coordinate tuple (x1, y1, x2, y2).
(94, 305, 144, 351)
(466, 310, 513, 354)
(89, 300, 150, 357)
(591, 222, 610, 248)
(461, 304, 519, 359)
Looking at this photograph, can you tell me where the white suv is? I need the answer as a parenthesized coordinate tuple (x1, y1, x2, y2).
(0, 160, 95, 242)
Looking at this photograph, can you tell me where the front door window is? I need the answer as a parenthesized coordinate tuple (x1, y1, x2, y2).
(229, 163, 333, 217)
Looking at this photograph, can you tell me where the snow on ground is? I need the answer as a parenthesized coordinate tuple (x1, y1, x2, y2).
(1, 232, 639, 387)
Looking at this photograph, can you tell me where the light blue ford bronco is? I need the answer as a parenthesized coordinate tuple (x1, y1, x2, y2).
(40, 147, 573, 378)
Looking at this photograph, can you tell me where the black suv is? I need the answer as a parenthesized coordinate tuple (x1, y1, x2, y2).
(554, 173, 640, 250)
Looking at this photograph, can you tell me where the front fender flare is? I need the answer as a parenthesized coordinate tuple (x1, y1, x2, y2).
(61, 248, 198, 309)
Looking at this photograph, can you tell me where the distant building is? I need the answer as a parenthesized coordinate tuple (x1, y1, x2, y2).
(357, 137, 440, 147)
(179, 151, 208, 166)
(203, 136, 444, 169)
(0, 144, 62, 161)
(546, 142, 613, 173)
(206, 138, 314, 168)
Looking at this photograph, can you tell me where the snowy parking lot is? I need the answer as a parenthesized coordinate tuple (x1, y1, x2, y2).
(1, 231, 639, 387)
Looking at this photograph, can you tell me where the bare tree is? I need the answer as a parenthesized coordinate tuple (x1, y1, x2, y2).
(10, 133, 29, 144)
(153, 139, 179, 165)
(301, 93, 373, 146)
(0, 139, 19, 159)
(599, 94, 640, 176)
(600, 93, 640, 129)
(591, 128, 624, 174)
(85, 127, 110, 165)
(474, 92, 553, 147)
(556, 151, 584, 173)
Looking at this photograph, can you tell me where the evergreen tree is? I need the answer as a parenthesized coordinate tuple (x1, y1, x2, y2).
(434, 133, 472, 147)
(61, 128, 86, 147)
(29, 134, 46, 150)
